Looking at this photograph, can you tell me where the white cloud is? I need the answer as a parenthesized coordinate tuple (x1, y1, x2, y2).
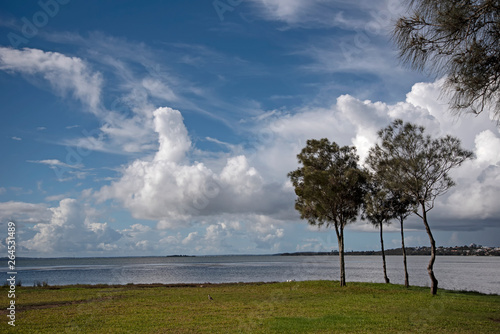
(142, 78, 177, 102)
(102, 216, 288, 255)
(220, 156, 263, 195)
(439, 139, 500, 221)
(0, 40, 252, 159)
(251, 79, 500, 230)
(153, 107, 191, 162)
(182, 231, 199, 245)
(475, 130, 500, 165)
(101, 112, 158, 153)
(0, 201, 51, 223)
(97, 107, 294, 225)
(252, 95, 392, 181)
(172, 218, 283, 254)
(28, 159, 90, 182)
(92, 78, 500, 235)
(11, 136, 22, 141)
(0, 47, 102, 113)
(134, 240, 152, 251)
(0, 46, 161, 156)
(124, 224, 152, 234)
(248, 0, 403, 29)
(28, 159, 83, 169)
(251, 0, 306, 22)
(81, 76, 499, 242)
(21, 198, 121, 254)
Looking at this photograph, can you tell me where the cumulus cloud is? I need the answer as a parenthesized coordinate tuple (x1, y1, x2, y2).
(475, 130, 500, 165)
(0, 47, 102, 113)
(220, 156, 263, 195)
(93, 78, 500, 235)
(153, 107, 191, 162)
(0, 74, 475, 256)
(438, 132, 500, 222)
(21, 198, 121, 254)
(97, 108, 215, 221)
(251, 93, 428, 179)
(97, 107, 294, 225)
(248, 215, 285, 249)
(154, 217, 284, 254)
(251, 79, 500, 231)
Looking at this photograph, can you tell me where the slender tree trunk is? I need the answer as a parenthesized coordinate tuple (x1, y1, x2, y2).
(379, 222, 390, 284)
(400, 216, 409, 288)
(334, 223, 346, 287)
(340, 227, 346, 287)
(421, 203, 438, 295)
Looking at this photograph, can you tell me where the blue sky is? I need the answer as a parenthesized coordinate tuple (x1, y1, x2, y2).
(0, 0, 499, 257)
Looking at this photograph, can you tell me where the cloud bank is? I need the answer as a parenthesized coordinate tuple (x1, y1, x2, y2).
(1, 45, 498, 256)
(21, 199, 121, 254)
(90, 79, 500, 235)
(1, 77, 498, 256)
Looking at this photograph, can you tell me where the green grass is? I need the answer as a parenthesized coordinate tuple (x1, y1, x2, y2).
(1, 281, 499, 333)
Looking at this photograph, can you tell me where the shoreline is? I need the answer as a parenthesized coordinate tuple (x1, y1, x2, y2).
(5, 280, 499, 296)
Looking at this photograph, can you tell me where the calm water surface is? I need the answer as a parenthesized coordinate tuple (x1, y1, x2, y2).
(5, 255, 499, 294)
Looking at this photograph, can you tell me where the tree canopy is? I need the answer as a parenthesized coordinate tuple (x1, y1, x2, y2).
(393, 0, 500, 122)
(366, 119, 473, 294)
(366, 120, 473, 213)
(363, 182, 396, 229)
(288, 138, 367, 286)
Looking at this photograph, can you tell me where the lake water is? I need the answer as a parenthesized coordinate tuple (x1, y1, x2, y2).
(4, 255, 499, 295)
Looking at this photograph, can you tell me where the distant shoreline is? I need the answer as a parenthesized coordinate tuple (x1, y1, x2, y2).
(3, 245, 499, 260)
(277, 245, 500, 256)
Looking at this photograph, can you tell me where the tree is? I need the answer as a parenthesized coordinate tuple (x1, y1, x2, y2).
(367, 119, 473, 294)
(362, 178, 395, 284)
(390, 190, 416, 288)
(393, 0, 500, 123)
(288, 139, 367, 287)
(366, 158, 417, 288)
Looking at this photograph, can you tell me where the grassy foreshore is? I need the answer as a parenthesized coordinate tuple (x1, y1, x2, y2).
(2, 281, 499, 333)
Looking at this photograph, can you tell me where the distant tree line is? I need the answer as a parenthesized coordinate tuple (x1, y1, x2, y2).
(277, 245, 500, 257)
